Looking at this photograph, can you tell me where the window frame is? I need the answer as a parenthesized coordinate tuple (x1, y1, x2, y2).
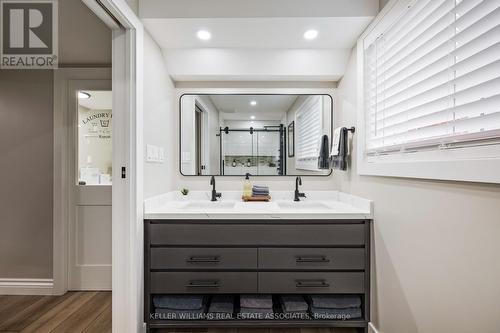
(356, 0, 500, 184)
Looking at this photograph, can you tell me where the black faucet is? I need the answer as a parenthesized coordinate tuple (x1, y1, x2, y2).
(210, 176, 222, 201)
(294, 176, 306, 201)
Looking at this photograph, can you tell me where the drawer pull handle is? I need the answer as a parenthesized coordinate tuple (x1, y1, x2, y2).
(295, 279, 330, 288)
(186, 256, 220, 263)
(186, 280, 220, 288)
(296, 256, 330, 263)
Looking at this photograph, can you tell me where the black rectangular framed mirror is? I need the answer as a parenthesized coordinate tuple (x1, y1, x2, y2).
(179, 94, 332, 176)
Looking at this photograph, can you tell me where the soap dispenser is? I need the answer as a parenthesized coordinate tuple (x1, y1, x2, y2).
(243, 173, 252, 198)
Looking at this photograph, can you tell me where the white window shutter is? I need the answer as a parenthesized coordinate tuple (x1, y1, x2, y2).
(295, 96, 323, 169)
(364, 0, 500, 154)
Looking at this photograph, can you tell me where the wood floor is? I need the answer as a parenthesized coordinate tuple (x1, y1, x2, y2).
(0, 292, 356, 333)
(0, 292, 111, 333)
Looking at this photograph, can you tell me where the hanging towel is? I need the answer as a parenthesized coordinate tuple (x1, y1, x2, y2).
(153, 295, 204, 310)
(330, 127, 349, 171)
(240, 294, 273, 309)
(307, 295, 361, 309)
(317, 134, 330, 169)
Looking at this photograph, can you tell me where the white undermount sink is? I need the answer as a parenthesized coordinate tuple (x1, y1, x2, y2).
(276, 201, 332, 210)
(183, 201, 236, 211)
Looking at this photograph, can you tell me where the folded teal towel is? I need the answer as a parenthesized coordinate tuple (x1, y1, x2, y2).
(252, 186, 269, 193)
(240, 294, 273, 309)
(208, 295, 234, 314)
(280, 295, 308, 312)
(153, 295, 204, 310)
(307, 295, 361, 309)
(240, 307, 273, 314)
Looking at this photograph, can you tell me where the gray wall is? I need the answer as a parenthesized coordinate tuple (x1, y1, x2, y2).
(59, 0, 111, 65)
(335, 47, 500, 333)
(0, 0, 111, 279)
(126, 0, 138, 14)
(0, 70, 54, 279)
(379, 0, 390, 10)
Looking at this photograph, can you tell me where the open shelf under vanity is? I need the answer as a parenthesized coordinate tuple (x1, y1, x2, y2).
(144, 219, 371, 333)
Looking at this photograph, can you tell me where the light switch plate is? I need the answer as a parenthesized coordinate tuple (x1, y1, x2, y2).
(147, 145, 165, 163)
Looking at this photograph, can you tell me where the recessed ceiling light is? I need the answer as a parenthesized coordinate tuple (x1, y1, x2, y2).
(197, 30, 211, 41)
(78, 92, 91, 99)
(250, 100, 257, 106)
(250, 115, 256, 120)
(303, 29, 319, 40)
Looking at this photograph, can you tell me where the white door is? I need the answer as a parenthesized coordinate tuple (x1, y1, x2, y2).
(68, 81, 112, 290)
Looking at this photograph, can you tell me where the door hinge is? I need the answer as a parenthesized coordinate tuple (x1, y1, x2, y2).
(121, 166, 126, 179)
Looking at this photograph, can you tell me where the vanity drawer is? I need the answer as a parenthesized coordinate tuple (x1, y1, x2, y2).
(258, 272, 364, 294)
(150, 272, 257, 294)
(259, 248, 365, 270)
(150, 248, 257, 270)
(149, 223, 365, 246)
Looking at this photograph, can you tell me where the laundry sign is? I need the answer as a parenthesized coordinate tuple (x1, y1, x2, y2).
(80, 111, 112, 139)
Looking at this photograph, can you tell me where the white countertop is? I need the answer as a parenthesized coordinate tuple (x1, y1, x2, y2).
(144, 191, 373, 220)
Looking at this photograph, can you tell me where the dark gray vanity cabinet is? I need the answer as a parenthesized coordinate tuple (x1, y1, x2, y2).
(144, 219, 371, 333)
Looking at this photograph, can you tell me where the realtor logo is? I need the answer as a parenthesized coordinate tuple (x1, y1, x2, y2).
(1, 0, 58, 68)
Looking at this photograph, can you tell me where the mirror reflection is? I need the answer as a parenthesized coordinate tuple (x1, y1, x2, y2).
(180, 94, 332, 176)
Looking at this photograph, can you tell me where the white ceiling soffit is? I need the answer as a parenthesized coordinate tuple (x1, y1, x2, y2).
(164, 48, 350, 82)
(139, 0, 378, 19)
(142, 17, 373, 49)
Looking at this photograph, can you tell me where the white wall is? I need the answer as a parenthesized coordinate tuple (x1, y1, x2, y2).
(335, 47, 500, 333)
(143, 32, 176, 198)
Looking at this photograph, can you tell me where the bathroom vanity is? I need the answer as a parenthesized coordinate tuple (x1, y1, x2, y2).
(144, 191, 373, 333)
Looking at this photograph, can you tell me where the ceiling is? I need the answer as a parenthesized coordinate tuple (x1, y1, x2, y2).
(143, 17, 373, 49)
(209, 95, 298, 121)
(140, 0, 377, 82)
(79, 90, 112, 110)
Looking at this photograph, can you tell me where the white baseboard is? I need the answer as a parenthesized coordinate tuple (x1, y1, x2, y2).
(0, 278, 54, 295)
(369, 322, 381, 333)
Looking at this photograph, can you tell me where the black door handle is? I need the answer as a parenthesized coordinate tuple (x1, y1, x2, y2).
(296, 255, 330, 263)
(186, 280, 220, 288)
(295, 279, 330, 288)
(186, 256, 220, 263)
